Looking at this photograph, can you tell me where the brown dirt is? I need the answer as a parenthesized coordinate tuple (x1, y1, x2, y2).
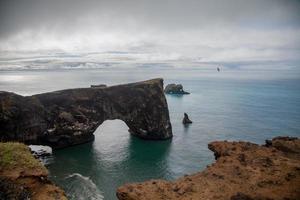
(116, 136, 300, 200)
(0, 142, 67, 200)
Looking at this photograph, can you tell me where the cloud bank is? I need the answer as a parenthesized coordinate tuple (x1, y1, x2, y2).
(0, 0, 300, 64)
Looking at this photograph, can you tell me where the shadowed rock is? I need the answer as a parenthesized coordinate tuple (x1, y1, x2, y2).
(0, 78, 172, 149)
(182, 113, 192, 124)
(164, 84, 190, 95)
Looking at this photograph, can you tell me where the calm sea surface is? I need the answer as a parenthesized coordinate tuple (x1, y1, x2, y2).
(1, 68, 300, 199)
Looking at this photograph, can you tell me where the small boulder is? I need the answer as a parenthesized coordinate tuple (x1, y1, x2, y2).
(29, 145, 52, 158)
(164, 84, 190, 95)
(182, 113, 192, 124)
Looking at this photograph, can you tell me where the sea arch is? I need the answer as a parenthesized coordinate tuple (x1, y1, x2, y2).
(0, 79, 172, 148)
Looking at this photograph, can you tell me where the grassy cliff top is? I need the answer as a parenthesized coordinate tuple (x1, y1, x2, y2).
(0, 142, 47, 177)
(0, 142, 67, 200)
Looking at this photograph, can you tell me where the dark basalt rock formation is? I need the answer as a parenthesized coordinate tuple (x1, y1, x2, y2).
(0, 78, 172, 149)
(182, 113, 192, 124)
(164, 84, 190, 95)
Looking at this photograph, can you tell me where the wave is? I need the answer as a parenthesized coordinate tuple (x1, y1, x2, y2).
(64, 173, 104, 200)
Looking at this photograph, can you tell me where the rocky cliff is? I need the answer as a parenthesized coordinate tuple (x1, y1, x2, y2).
(117, 136, 300, 200)
(0, 78, 172, 148)
(0, 142, 67, 200)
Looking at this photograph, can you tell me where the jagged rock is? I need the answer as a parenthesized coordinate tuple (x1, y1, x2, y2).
(265, 136, 300, 153)
(182, 113, 192, 124)
(116, 136, 300, 200)
(164, 84, 190, 95)
(29, 145, 52, 158)
(0, 78, 172, 149)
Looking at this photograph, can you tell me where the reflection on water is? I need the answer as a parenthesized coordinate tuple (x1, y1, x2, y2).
(1, 75, 27, 82)
(183, 124, 191, 133)
(117, 134, 172, 180)
(48, 120, 172, 200)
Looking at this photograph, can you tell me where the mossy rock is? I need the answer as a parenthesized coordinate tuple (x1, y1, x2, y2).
(0, 142, 47, 176)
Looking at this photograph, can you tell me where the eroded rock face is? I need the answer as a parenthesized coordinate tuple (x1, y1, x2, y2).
(0, 142, 67, 200)
(182, 113, 192, 124)
(164, 84, 190, 94)
(0, 78, 172, 148)
(116, 137, 300, 200)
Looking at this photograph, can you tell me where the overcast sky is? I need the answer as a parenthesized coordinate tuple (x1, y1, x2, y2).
(0, 0, 300, 63)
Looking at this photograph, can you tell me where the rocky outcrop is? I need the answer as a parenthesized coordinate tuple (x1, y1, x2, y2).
(182, 113, 192, 124)
(116, 136, 300, 200)
(164, 84, 190, 94)
(29, 145, 52, 158)
(0, 78, 172, 149)
(0, 142, 67, 200)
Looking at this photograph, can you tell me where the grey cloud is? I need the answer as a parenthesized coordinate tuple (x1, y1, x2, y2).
(1, 0, 300, 38)
(0, 0, 300, 64)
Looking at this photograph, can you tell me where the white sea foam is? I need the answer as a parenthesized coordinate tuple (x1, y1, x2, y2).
(29, 145, 52, 154)
(64, 173, 104, 200)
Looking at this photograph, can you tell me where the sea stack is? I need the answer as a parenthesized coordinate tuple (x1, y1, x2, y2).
(182, 113, 193, 124)
(164, 84, 190, 95)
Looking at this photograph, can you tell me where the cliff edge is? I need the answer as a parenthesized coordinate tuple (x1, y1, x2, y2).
(117, 136, 300, 200)
(0, 142, 67, 200)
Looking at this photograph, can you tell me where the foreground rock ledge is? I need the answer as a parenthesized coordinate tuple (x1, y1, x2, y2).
(0, 142, 67, 200)
(0, 78, 172, 149)
(117, 137, 300, 200)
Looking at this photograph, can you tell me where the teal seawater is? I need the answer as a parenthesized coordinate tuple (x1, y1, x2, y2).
(1, 68, 300, 200)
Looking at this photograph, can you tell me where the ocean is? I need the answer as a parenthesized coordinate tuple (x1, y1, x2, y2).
(1, 67, 299, 200)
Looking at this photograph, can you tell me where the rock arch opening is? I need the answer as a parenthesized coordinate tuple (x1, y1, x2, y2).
(94, 119, 130, 142)
(93, 119, 131, 153)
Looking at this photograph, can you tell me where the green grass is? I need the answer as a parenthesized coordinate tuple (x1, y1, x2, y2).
(0, 142, 46, 172)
